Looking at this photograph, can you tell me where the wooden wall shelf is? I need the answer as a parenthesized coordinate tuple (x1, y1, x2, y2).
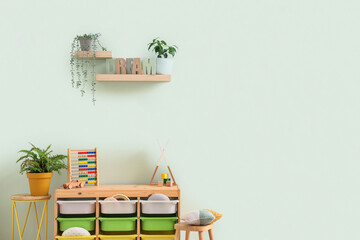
(75, 51, 112, 59)
(96, 74, 171, 82)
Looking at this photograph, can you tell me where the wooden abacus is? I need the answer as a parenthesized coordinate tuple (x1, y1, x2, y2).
(67, 148, 99, 186)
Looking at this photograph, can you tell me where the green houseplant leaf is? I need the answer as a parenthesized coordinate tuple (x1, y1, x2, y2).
(16, 143, 68, 174)
(148, 38, 178, 59)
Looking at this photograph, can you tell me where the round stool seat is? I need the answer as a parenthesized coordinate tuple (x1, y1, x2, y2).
(174, 222, 215, 240)
(175, 222, 214, 231)
(11, 194, 51, 201)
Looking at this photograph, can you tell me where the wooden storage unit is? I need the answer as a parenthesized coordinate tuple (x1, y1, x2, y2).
(96, 74, 171, 82)
(75, 51, 112, 59)
(54, 185, 180, 240)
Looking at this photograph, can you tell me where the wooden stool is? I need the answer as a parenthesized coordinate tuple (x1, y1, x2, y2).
(175, 222, 214, 240)
(11, 194, 51, 240)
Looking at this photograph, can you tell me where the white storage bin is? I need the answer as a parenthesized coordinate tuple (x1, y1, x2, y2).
(57, 200, 96, 214)
(99, 200, 137, 214)
(140, 200, 179, 214)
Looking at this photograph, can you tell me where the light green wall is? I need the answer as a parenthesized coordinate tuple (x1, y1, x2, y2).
(1, 0, 360, 239)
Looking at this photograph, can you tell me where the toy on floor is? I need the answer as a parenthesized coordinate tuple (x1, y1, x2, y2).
(68, 148, 99, 186)
(150, 140, 177, 186)
(63, 180, 85, 189)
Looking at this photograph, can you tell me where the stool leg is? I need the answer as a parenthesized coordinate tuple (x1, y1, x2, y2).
(14, 202, 23, 240)
(199, 231, 204, 240)
(175, 229, 180, 240)
(45, 201, 48, 240)
(209, 229, 214, 240)
(34, 202, 41, 240)
(12, 201, 14, 240)
(185, 230, 190, 240)
(21, 202, 32, 237)
(36, 202, 46, 240)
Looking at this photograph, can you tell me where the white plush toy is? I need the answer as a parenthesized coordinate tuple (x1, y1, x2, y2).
(62, 227, 90, 236)
(148, 193, 170, 201)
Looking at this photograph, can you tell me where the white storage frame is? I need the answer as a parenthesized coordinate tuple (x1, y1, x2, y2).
(99, 200, 138, 214)
(140, 200, 179, 214)
(57, 200, 96, 214)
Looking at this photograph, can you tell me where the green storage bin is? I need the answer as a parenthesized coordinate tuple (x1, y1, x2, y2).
(140, 217, 178, 231)
(98, 217, 137, 232)
(57, 217, 96, 231)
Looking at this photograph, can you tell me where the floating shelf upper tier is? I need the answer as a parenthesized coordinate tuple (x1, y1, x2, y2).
(75, 51, 112, 59)
(96, 74, 171, 82)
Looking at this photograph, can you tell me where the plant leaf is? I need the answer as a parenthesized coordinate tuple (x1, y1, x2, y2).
(16, 143, 67, 174)
(168, 47, 176, 57)
(154, 45, 160, 53)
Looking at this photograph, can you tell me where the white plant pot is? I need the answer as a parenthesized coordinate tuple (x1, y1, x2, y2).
(156, 58, 174, 75)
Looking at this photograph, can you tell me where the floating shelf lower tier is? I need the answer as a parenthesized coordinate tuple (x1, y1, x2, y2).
(96, 74, 171, 82)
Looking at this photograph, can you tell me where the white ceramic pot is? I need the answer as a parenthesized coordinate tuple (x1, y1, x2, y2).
(156, 58, 174, 75)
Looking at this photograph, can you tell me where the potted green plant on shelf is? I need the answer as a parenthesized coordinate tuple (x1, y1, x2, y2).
(16, 143, 67, 196)
(70, 33, 107, 105)
(148, 38, 178, 74)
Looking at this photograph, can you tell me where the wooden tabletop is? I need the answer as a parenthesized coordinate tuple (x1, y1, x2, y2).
(54, 184, 180, 198)
(11, 194, 51, 201)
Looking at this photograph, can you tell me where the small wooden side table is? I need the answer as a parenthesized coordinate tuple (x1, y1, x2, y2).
(174, 222, 214, 240)
(11, 194, 51, 240)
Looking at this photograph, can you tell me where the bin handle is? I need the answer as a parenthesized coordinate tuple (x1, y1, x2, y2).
(111, 194, 130, 201)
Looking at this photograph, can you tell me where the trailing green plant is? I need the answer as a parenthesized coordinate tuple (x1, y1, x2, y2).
(70, 33, 107, 105)
(148, 38, 178, 58)
(16, 143, 68, 174)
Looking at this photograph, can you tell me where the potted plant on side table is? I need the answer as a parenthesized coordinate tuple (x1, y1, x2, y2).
(148, 38, 178, 74)
(16, 143, 67, 196)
